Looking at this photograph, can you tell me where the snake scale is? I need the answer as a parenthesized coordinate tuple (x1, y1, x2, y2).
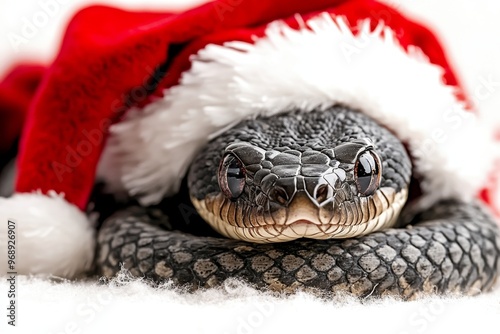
(96, 105, 500, 299)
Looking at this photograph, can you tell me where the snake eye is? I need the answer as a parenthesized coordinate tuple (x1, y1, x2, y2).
(218, 154, 246, 200)
(354, 150, 382, 196)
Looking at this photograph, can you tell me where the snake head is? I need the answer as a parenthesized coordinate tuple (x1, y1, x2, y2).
(188, 107, 411, 243)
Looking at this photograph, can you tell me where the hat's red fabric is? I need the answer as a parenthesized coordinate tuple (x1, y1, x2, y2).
(3, 0, 469, 211)
(0, 65, 45, 154)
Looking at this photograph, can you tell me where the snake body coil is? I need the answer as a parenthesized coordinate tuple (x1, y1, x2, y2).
(96, 106, 500, 298)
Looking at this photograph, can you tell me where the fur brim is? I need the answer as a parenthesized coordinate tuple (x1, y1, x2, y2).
(101, 14, 497, 206)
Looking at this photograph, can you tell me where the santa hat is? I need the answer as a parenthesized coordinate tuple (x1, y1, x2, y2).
(0, 0, 498, 278)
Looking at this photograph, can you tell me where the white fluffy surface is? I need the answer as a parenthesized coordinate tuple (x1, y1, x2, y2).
(0, 192, 95, 278)
(0, 275, 499, 333)
(102, 14, 497, 207)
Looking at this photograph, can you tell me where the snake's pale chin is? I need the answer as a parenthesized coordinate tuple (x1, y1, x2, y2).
(191, 187, 408, 243)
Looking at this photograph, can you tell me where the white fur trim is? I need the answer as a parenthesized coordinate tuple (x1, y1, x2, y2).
(102, 14, 497, 206)
(0, 191, 95, 278)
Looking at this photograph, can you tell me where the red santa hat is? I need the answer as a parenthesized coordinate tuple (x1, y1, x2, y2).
(0, 0, 498, 278)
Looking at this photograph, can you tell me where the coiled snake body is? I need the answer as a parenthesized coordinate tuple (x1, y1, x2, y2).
(96, 106, 500, 298)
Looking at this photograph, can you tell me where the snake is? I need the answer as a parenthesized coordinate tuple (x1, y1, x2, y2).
(95, 105, 500, 299)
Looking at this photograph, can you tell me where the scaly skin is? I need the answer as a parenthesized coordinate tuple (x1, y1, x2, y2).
(95, 106, 500, 298)
(97, 200, 500, 298)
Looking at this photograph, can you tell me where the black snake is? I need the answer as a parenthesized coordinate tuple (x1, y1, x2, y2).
(95, 105, 500, 299)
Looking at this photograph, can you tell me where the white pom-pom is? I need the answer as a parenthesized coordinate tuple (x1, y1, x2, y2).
(0, 191, 95, 278)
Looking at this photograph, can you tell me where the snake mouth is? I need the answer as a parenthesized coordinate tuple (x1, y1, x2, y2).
(191, 187, 408, 243)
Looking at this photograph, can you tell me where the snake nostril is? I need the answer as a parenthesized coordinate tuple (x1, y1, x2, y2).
(269, 187, 289, 206)
(315, 184, 330, 204)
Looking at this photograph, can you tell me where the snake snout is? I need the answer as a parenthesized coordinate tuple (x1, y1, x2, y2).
(265, 173, 350, 228)
(266, 174, 338, 208)
(268, 182, 334, 207)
